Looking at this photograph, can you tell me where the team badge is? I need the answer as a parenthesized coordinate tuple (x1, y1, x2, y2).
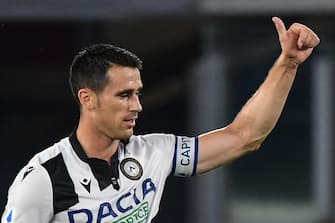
(120, 158, 143, 180)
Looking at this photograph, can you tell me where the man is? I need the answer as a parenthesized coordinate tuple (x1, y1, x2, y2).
(1, 17, 319, 223)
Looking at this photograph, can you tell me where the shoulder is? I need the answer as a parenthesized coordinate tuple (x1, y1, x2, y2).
(29, 137, 71, 164)
(8, 164, 52, 209)
(7, 137, 71, 207)
(5, 137, 76, 218)
(129, 133, 176, 147)
(129, 134, 179, 164)
(3, 164, 54, 222)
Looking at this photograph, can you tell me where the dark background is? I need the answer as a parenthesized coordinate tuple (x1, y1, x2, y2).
(0, 2, 334, 222)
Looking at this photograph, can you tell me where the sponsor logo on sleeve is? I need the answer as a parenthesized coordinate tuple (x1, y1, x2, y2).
(22, 166, 35, 181)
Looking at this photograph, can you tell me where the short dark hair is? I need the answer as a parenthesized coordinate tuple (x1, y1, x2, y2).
(69, 43, 143, 105)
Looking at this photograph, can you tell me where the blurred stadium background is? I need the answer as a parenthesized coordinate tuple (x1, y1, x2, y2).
(0, 0, 334, 222)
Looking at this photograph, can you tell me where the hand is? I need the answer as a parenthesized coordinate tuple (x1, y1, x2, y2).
(272, 17, 320, 65)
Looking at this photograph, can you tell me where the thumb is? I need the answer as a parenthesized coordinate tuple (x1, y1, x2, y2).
(272, 17, 287, 39)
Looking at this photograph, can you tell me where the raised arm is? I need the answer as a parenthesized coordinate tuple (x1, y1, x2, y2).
(196, 17, 320, 174)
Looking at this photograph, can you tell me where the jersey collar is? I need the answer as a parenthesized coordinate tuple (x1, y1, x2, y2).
(69, 131, 121, 191)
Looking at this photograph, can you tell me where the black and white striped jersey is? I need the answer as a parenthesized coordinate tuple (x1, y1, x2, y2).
(1, 133, 198, 223)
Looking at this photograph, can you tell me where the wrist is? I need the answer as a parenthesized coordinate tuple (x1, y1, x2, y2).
(276, 53, 299, 70)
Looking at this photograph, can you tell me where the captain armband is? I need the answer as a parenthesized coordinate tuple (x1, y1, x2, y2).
(172, 136, 199, 177)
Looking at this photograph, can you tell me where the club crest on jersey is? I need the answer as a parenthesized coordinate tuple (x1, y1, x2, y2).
(120, 158, 143, 180)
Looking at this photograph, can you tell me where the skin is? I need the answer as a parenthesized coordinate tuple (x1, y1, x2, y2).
(76, 65, 143, 162)
(196, 17, 320, 173)
(76, 17, 320, 172)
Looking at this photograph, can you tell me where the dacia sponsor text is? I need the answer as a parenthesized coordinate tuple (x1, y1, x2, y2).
(68, 178, 156, 223)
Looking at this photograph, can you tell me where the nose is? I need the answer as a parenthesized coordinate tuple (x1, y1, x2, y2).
(129, 95, 143, 112)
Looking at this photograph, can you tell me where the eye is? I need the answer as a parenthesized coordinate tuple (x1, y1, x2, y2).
(119, 93, 129, 98)
(136, 91, 142, 96)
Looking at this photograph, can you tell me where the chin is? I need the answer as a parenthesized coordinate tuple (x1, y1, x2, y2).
(108, 128, 134, 140)
(118, 130, 134, 140)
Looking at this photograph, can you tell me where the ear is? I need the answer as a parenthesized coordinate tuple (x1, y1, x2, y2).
(78, 88, 97, 110)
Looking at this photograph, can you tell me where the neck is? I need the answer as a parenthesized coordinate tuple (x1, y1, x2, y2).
(76, 117, 120, 164)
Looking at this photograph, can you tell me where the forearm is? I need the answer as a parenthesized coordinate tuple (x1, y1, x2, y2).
(196, 18, 319, 174)
(197, 54, 300, 174)
(232, 53, 299, 150)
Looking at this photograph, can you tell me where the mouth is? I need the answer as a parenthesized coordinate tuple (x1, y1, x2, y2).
(124, 118, 137, 128)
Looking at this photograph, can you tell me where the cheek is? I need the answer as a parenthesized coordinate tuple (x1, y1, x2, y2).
(96, 111, 121, 132)
(96, 97, 128, 119)
(99, 97, 125, 112)
(103, 103, 126, 122)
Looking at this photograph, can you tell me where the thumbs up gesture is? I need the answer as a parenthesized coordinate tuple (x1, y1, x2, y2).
(272, 17, 320, 65)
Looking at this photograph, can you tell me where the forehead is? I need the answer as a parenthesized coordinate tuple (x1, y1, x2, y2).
(105, 65, 143, 90)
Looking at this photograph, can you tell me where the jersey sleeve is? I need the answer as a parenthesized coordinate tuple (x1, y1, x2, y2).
(140, 134, 199, 177)
(1, 165, 53, 223)
(171, 136, 199, 177)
